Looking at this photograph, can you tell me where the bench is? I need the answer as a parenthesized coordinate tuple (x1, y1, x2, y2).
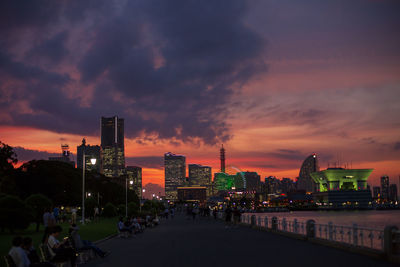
(4, 255, 16, 267)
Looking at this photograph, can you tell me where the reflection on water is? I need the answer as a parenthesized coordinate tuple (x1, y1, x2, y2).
(253, 210, 400, 229)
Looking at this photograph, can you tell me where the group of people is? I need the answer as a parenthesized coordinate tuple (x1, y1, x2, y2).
(8, 208, 109, 267)
(162, 207, 175, 219)
(224, 206, 242, 227)
(117, 214, 159, 236)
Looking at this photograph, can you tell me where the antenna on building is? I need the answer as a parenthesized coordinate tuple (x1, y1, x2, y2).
(220, 144, 226, 173)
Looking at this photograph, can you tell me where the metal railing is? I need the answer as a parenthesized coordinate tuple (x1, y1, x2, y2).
(241, 214, 385, 251)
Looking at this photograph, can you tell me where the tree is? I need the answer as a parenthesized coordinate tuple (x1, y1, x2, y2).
(0, 195, 31, 232)
(102, 202, 117, 217)
(0, 141, 17, 173)
(127, 202, 139, 217)
(85, 197, 97, 218)
(25, 194, 52, 232)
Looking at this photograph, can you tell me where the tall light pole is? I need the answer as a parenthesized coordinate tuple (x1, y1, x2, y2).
(140, 189, 145, 212)
(82, 152, 96, 225)
(126, 178, 133, 217)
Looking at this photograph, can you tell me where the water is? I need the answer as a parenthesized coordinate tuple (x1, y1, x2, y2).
(250, 210, 400, 229)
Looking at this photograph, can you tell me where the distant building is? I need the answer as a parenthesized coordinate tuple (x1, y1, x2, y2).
(280, 178, 296, 193)
(177, 187, 207, 203)
(49, 144, 75, 167)
(164, 152, 186, 200)
(220, 144, 225, 173)
(101, 116, 125, 177)
(265, 176, 280, 194)
(126, 166, 142, 199)
(189, 164, 212, 196)
(373, 186, 381, 199)
(380, 176, 390, 201)
(77, 138, 101, 173)
(243, 172, 261, 193)
(389, 184, 398, 202)
(297, 154, 319, 193)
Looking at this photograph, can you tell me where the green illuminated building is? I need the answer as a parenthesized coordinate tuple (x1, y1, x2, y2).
(310, 168, 373, 192)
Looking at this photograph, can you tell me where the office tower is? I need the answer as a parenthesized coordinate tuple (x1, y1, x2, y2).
(280, 178, 296, 193)
(389, 184, 398, 202)
(101, 116, 125, 177)
(244, 171, 261, 192)
(164, 152, 186, 200)
(373, 186, 381, 199)
(220, 144, 226, 173)
(297, 154, 319, 192)
(126, 166, 142, 199)
(77, 138, 101, 173)
(189, 164, 211, 186)
(265, 176, 280, 194)
(381, 175, 389, 201)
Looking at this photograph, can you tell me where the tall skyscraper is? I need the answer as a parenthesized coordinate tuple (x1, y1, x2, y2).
(189, 164, 211, 186)
(373, 186, 381, 199)
(220, 144, 225, 173)
(77, 138, 101, 173)
(297, 154, 319, 193)
(101, 116, 125, 177)
(164, 152, 186, 200)
(389, 184, 398, 202)
(126, 166, 142, 199)
(381, 175, 389, 201)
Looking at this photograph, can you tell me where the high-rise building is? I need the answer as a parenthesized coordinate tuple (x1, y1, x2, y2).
(101, 116, 125, 177)
(280, 178, 296, 193)
(373, 186, 381, 199)
(243, 172, 261, 193)
(77, 138, 101, 173)
(164, 152, 186, 200)
(220, 144, 225, 173)
(265, 176, 280, 194)
(297, 154, 319, 192)
(389, 184, 398, 202)
(189, 164, 211, 186)
(381, 175, 389, 201)
(126, 166, 142, 199)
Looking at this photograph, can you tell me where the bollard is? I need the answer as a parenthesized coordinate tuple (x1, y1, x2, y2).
(384, 225, 399, 257)
(271, 217, 278, 231)
(251, 215, 256, 226)
(306, 220, 316, 238)
(328, 222, 333, 240)
(264, 216, 268, 229)
(353, 224, 358, 246)
(282, 218, 287, 231)
(258, 216, 262, 226)
(293, 219, 298, 233)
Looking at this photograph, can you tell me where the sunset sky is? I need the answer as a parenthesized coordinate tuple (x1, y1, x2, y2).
(1, 0, 399, 192)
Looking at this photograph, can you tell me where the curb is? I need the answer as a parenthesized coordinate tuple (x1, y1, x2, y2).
(94, 233, 118, 245)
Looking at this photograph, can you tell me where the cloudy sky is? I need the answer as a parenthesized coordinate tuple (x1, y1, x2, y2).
(1, 0, 399, 189)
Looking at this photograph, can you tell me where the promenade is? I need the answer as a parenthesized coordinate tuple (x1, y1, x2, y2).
(86, 215, 397, 267)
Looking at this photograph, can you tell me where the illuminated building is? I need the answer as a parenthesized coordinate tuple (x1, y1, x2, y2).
(101, 116, 125, 177)
(126, 166, 142, 199)
(373, 186, 381, 199)
(310, 168, 373, 208)
(189, 164, 212, 196)
(381, 175, 389, 201)
(389, 184, 398, 202)
(177, 187, 207, 203)
(77, 138, 101, 173)
(164, 152, 186, 200)
(297, 154, 319, 192)
(244, 172, 261, 192)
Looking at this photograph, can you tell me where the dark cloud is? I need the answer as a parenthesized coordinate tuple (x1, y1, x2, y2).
(0, 0, 266, 144)
(13, 147, 59, 162)
(394, 142, 400, 151)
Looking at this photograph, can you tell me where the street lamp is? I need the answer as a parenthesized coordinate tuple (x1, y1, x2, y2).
(82, 152, 96, 225)
(126, 179, 134, 217)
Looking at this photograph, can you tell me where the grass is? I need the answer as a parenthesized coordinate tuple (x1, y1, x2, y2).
(0, 217, 118, 267)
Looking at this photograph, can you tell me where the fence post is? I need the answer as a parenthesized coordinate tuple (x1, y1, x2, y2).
(271, 217, 278, 231)
(353, 224, 358, 246)
(384, 225, 399, 258)
(294, 219, 298, 233)
(251, 215, 256, 226)
(328, 222, 333, 240)
(258, 216, 262, 226)
(264, 216, 268, 229)
(306, 220, 316, 238)
(282, 218, 287, 231)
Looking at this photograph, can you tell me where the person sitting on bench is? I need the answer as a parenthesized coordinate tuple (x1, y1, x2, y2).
(69, 224, 109, 258)
(47, 226, 76, 266)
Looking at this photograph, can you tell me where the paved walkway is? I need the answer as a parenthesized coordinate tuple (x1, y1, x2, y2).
(86, 215, 397, 267)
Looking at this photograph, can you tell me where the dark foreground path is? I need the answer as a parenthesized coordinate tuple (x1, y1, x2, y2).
(86, 215, 397, 267)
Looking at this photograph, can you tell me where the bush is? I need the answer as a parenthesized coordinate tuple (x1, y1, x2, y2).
(117, 204, 125, 216)
(0, 195, 31, 232)
(102, 202, 117, 217)
(25, 194, 52, 232)
(84, 197, 97, 218)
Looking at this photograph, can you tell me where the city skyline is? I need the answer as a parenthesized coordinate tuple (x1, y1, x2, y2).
(1, 0, 399, 188)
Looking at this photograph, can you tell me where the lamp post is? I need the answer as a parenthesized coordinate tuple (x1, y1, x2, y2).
(140, 189, 145, 212)
(126, 178, 134, 217)
(82, 152, 96, 225)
